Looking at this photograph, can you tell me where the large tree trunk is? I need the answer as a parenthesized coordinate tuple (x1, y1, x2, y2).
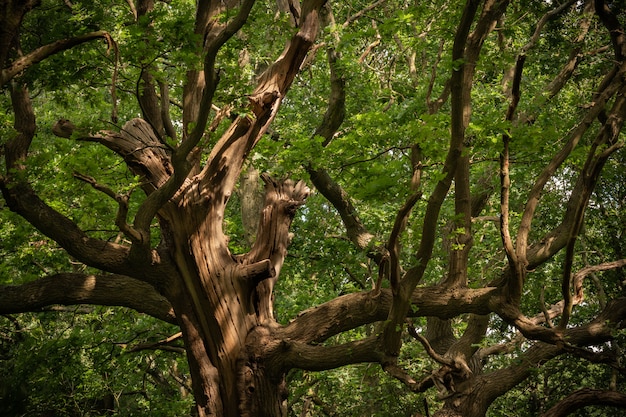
(103, 114, 309, 416)
(159, 173, 308, 416)
(86, 2, 323, 414)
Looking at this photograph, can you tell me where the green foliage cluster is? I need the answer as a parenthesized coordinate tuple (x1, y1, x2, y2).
(0, 309, 192, 417)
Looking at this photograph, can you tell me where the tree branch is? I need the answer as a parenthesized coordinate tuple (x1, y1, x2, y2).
(307, 167, 374, 250)
(126, 332, 184, 353)
(278, 286, 498, 344)
(72, 171, 143, 243)
(595, 0, 626, 61)
(3, 90, 141, 277)
(521, 69, 626, 270)
(0, 273, 176, 324)
(269, 335, 383, 373)
(241, 175, 310, 321)
(183, 0, 255, 151)
(1, 31, 112, 86)
(541, 388, 626, 417)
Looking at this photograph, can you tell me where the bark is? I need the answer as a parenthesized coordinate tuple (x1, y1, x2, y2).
(239, 165, 264, 246)
(0, 0, 40, 70)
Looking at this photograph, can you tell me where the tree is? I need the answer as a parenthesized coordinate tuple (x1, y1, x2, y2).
(1, 0, 626, 416)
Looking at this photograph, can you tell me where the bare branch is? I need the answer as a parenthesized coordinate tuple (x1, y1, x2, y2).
(72, 172, 144, 243)
(500, 54, 525, 301)
(573, 259, 626, 284)
(307, 167, 374, 250)
(383, 362, 434, 393)
(407, 324, 455, 367)
(387, 191, 421, 291)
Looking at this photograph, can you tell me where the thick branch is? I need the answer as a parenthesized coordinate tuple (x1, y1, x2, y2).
(183, 0, 255, 150)
(241, 175, 310, 321)
(275, 336, 382, 372)
(279, 286, 498, 344)
(541, 388, 626, 417)
(0, 273, 176, 324)
(254, 324, 383, 380)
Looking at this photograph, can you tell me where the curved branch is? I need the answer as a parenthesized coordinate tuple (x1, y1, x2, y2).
(0, 273, 176, 324)
(497, 294, 626, 345)
(467, 298, 626, 415)
(541, 388, 626, 417)
(3, 89, 139, 276)
(278, 286, 498, 344)
(307, 167, 374, 250)
(313, 47, 345, 146)
(523, 78, 626, 269)
(1, 31, 112, 86)
(573, 259, 626, 283)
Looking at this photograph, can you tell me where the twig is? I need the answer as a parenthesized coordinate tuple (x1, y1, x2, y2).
(127, 332, 184, 353)
(407, 323, 455, 367)
(73, 172, 143, 243)
(342, 0, 388, 29)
